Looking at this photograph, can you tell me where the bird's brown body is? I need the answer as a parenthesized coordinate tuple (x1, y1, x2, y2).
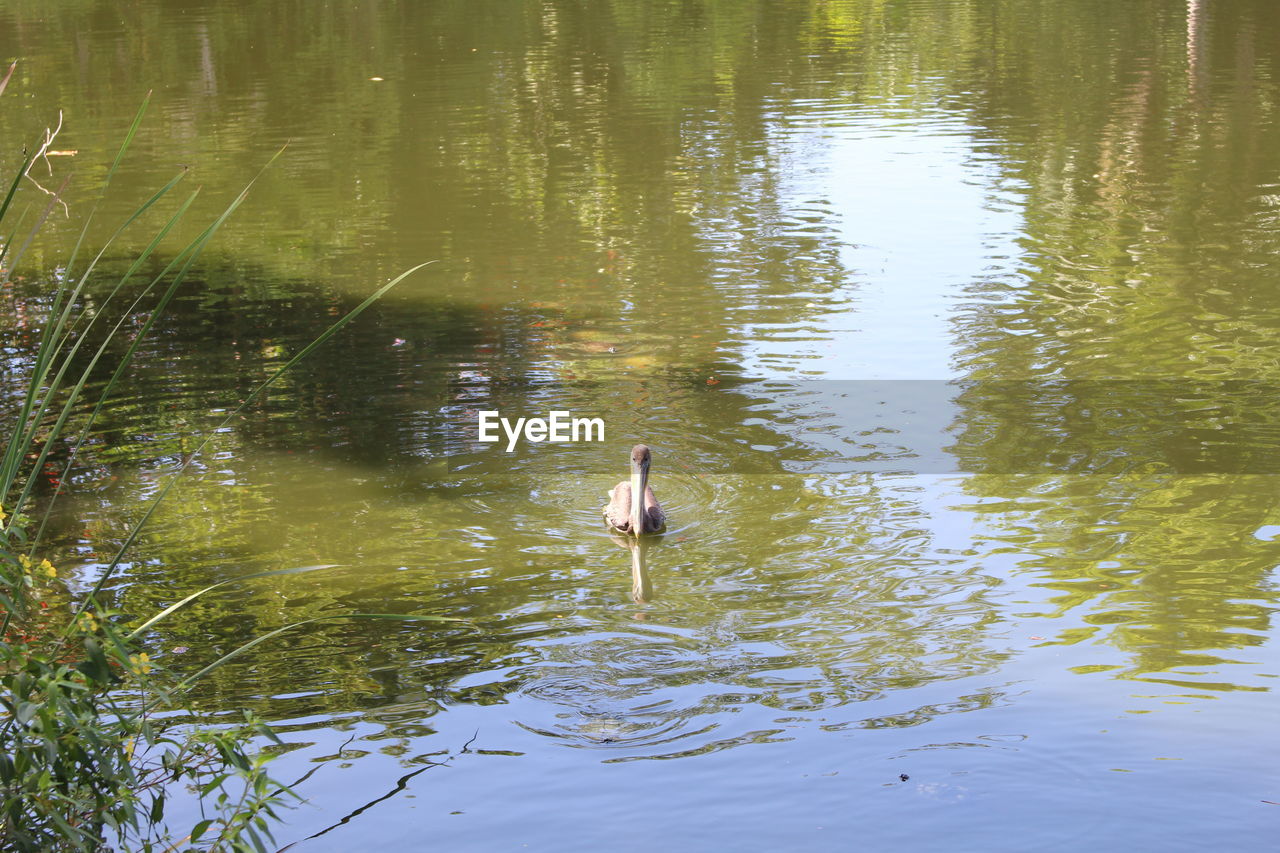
(603, 481, 665, 534)
(603, 444, 666, 535)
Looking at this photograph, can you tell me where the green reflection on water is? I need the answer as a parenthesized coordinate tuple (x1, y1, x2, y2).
(3, 0, 1280, 847)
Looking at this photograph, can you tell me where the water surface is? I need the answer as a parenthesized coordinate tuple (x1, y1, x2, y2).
(2, 1, 1279, 849)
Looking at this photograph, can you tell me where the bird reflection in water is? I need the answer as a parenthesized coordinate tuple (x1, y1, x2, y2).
(611, 533, 654, 604)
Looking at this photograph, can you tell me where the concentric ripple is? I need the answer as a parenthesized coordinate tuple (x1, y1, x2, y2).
(486, 626, 744, 752)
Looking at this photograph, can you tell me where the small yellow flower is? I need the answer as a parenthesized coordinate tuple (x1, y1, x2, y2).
(39, 559, 56, 578)
(17, 554, 31, 571)
(128, 652, 152, 675)
(79, 612, 99, 633)
(0, 503, 7, 523)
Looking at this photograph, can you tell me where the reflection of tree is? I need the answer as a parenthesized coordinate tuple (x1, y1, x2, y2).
(958, 473, 1278, 683)
(948, 380, 1280, 477)
(1, 0, 863, 375)
(932, 2, 1280, 687)
(946, 1, 1280, 381)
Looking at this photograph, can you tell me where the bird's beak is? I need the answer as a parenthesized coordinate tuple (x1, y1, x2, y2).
(630, 457, 647, 534)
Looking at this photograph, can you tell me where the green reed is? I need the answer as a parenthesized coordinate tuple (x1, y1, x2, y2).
(0, 64, 447, 851)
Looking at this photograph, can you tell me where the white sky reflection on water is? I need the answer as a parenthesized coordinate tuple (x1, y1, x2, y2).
(740, 111, 1024, 381)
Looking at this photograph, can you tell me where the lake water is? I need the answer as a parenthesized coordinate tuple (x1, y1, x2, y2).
(3, 1, 1280, 849)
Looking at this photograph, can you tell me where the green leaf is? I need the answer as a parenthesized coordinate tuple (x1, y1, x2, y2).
(149, 792, 165, 823)
(75, 638, 115, 685)
(200, 774, 229, 797)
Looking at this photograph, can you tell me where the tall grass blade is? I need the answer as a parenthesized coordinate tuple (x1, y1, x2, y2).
(4, 175, 71, 280)
(82, 259, 435, 607)
(125, 565, 341, 639)
(0, 152, 34, 248)
(0, 61, 15, 98)
(171, 614, 462, 696)
(2, 173, 189, 519)
(60, 91, 151, 286)
(2, 96, 164, 510)
(105, 91, 152, 181)
(30, 190, 202, 544)
(19, 96, 156, 431)
(0, 207, 27, 270)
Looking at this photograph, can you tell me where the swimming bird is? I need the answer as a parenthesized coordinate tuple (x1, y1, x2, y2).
(603, 444, 666, 535)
